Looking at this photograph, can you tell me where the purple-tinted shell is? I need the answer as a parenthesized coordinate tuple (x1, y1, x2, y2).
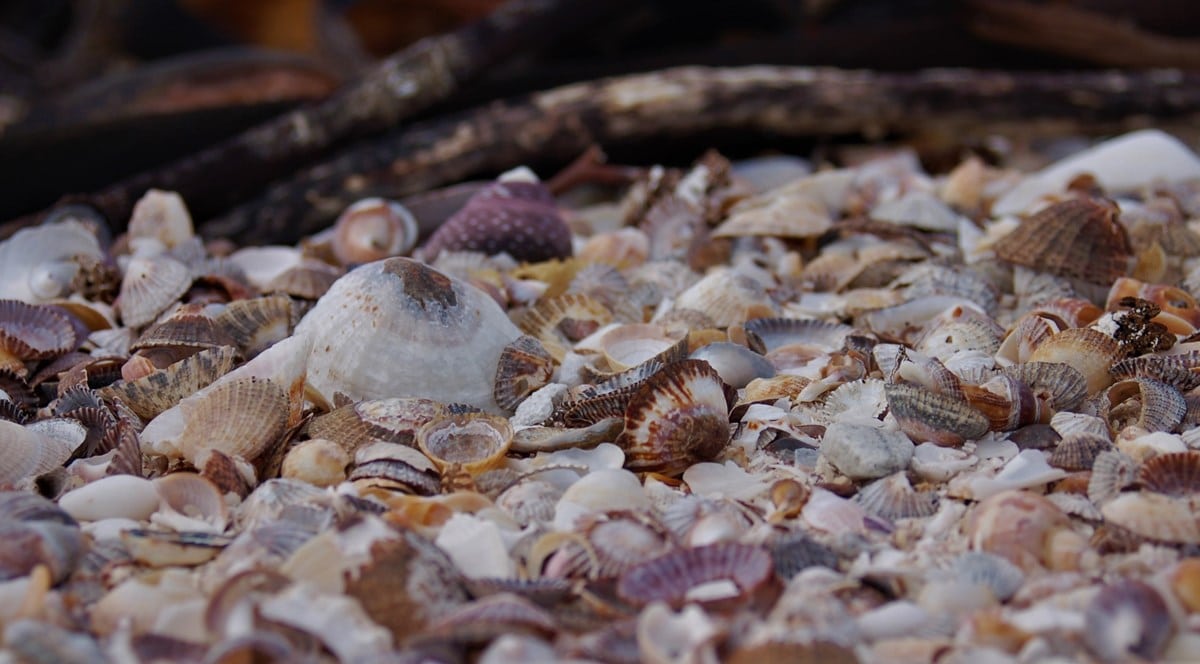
(419, 180, 573, 262)
(615, 541, 772, 608)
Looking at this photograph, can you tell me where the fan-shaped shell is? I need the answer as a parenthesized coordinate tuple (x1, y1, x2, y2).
(493, 334, 554, 412)
(993, 197, 1133, 285)
(672, 268, 777, 328)
(1000, 362, 1088, 412)
(1138, 451, 1200, 496)
(331, 198, 419, 265)
(0, 419, 75, 483)
(265, 258, 341, 300)
(743, 317, 852, 356)
(416, 413, 513, 475)
(1049, 432, 1113, 471)
(517, 293, 613, 362)
(100, 345, 239, 421)
(297, 258, 525, 413)
(616, 541, 772, 608)
(308, 397, 447, 452)
(0, 300, 78, 375)
(153, 472, 229, 532)
(1110, 352, 1200, 391)
(426, 592, 557, 642)
(854, 471, 938, 520)
(116, 255, 192, 327)
(616, 359, 732, 475)
(713, 184, 833, 239)
(1027, 328, 1121, 395)
(166, 377, 289, 464)
(213, 294, 297, 357)
(130, 304, 236, 351)
(1100, 378, 1186, 434)
(1101, 492, 1200, 543)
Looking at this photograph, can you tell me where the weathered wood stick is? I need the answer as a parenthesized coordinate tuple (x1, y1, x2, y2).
(61, 0, 628, 230)
(202, 66, 1200, 245)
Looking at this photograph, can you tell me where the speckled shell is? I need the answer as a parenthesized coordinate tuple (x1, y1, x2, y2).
(993, 197, 1133, 285)
(419, 178, 573, 262)
(297, 258, 527, 413)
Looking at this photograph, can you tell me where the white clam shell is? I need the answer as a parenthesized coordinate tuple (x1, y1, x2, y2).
(297, 258, 523, 413)
(59, 475, 159, 522)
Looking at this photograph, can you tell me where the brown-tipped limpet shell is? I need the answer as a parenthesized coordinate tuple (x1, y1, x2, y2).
(493, 334, 554, 412)
(115, 254, 192, 327)
(854, 471, 938, 520)
(331, 198, 419, 265)
(993, 196, 1133, 286)
(1027, 327, 1122, 396)
(417, 413, 513, 475)
(170, 377, 289, 465)
(1137, 451, 1200, 496)
(616, 359, 733, 475)
(297, 257, 528, 413)
(213, 294, 297, 357)
(616, 541, 773, 608)
(885, 382, 989, 446)
(100, 345, 239, 421)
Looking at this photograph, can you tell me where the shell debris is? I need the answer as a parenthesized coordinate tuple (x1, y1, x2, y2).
(4, 131, 1200, 660)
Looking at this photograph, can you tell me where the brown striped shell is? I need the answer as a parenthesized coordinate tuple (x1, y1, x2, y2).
(992, 196, 1133, 286)
(1097, 378, 1186, 434)
(100, 345, 239, 421)
(493, 334, 554, 412)
(516, 293, 614, 362)
(169, 377, 289, 464)
(307, 397, 447, 452)
(615, 541, 773, 608)
(213, 294, 297, 357)
(1138, 451, 1200, 497)
(0, 300, 78, 376)
(615, 359, 733, 475)
(884, 382, 989, 446)
(853, 471, 938, 520)
(1048, 432, 1113, 471)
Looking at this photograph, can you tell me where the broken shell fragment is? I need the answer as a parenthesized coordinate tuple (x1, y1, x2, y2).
(416, 413, 514, 475)
(331, 197, 419, 265)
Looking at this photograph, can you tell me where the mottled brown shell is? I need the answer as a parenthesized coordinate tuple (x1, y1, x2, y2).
(993, 197, 1132, 285)
(885, 382, 989, 446)
(616, 359, 733, 475)
(130, 304, 237, 351)
(1138, 451, 1200, 497)
(214, 294, 297, 357)
(100, 345, 239, 421)
(516, 293, 613, 362)
(493, 335, 554, 412)
(0, 300, 79, 374)
(1049, 432, 1113, 471)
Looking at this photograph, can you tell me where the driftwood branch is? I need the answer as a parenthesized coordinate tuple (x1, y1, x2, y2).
(65, 0, 629, 229)
(201, 66, 1200, 245)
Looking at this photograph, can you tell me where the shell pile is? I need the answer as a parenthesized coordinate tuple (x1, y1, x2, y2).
(6, 132, 1200, 661)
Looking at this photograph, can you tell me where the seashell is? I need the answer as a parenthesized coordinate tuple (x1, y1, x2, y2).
(1099, 378, 1186, 434)
(419, 172, 573, 262)
(961, 373, 1046, 432)
(993, 197, 1132, 286)
(766, 529, 839, 579)
(416, 413, 513, 475)
(1027, 327, 1122, 396)
(129, 303, 237, 353)
(1110, 352, 1200, 391)
(566, 262, 645, 322)
(884, 382, 989, 446)
(426, 592, 557, 643)
(672, 267, 777, 328)
(331, 197, 419, 265)
(128, 189, 194, 250)
(1107, 277, 1200, 331)
(1101, 491, 1200, 543)
(0, 518, 84, 584)
(916, 304, 1004, 363)
(1087, 450, 1139, 505)
(820, 421, 913, 480)
(0, 219, 104, 303)
(636, 603, 722, 664)
(953, 551, 1025, 602)
(581, 514, 674, 578)
(115, 254, 192, 327)
(713, 178, 835, 239)
(743, 316, 852, 357)
(1083, 580, 1174, 663)
(1137, 451, 1200, 496)
(4, 620, 108, 664)
(577, 227, 650, 270)
(265, 257, 342, 299)
(121, 529, 228, 567)
(59, 474, 159, 521)
(897, 263, 999, 317)
(997, 312, 1064, 365)
(152, 472, 229, 532)
(100, 345, 238, 421)
(298, 257, 533, 413)
(344, 531, 469, 640)
(859, 296, 982, 344)
(967, 490, 1070, 572)
(1048, 432, 1113, 471)
(280, 439, 350, 488)
(872, 189, 963, 232)
(518, 294, 615, 363)
(616, 359, 732, 475)
(578, 322, 683, 374)
(0, 300, 78, 376)
(350, 443, 442, 497)
(145, 376, 288, 465)
(0, 419, 76, 484)
(616, 541, 773, 608)
(309, 397, 447, 452)
(688, 341, 774, 388)
(213, 293, 297, 357)
(999, 361, 1088, 413)
(493, 335, 555, 412)
(854, 471, 938, 520)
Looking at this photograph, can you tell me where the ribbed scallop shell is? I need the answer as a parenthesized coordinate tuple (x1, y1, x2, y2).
(265, 258, 341, 300)
(853, 471, 938, 520)
(616, 359, 733, 475)
(172, 377, 289, 464)
(100, 345, 239, 421)
(884, 382, 989, 446)
(493, 334, 554, 412)
(916, 305, 1004, 362)
(213, 294, 297, 357)
(516, 293, 613, 362)
(298, 258, 525, 413)
(1100, 378, 1186, 434)
(672, 268, 777, 328)
(616, 541, 772, 608)
(153, 472, 229, 532)
(1027, 327, 1121, 395)
(416, 413, 513, 475)
(116, 255, 192, 327)
(1049, 432, 1113, 471)
(349, 443, 441, 496)
(1110, 352, 1200, 391)
(1138, 451, 1200, 496)
(1000, 361, 1088, 412)
(997, 313, 1063, 365)
(1087, 450, 1139, 505)
(898, 263, 999, 317)
(584, 514, 674, 579)
(554, 339, 690, 427)
(130, 304, 237, 351)
(1083, 580, 1173, 662)
(1101, 491, 1200, 543)
(993, 197, 1133, 285)
(0, 300, 78, 374)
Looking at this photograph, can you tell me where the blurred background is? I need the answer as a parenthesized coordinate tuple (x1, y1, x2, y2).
(0, 0, 1197, 225)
